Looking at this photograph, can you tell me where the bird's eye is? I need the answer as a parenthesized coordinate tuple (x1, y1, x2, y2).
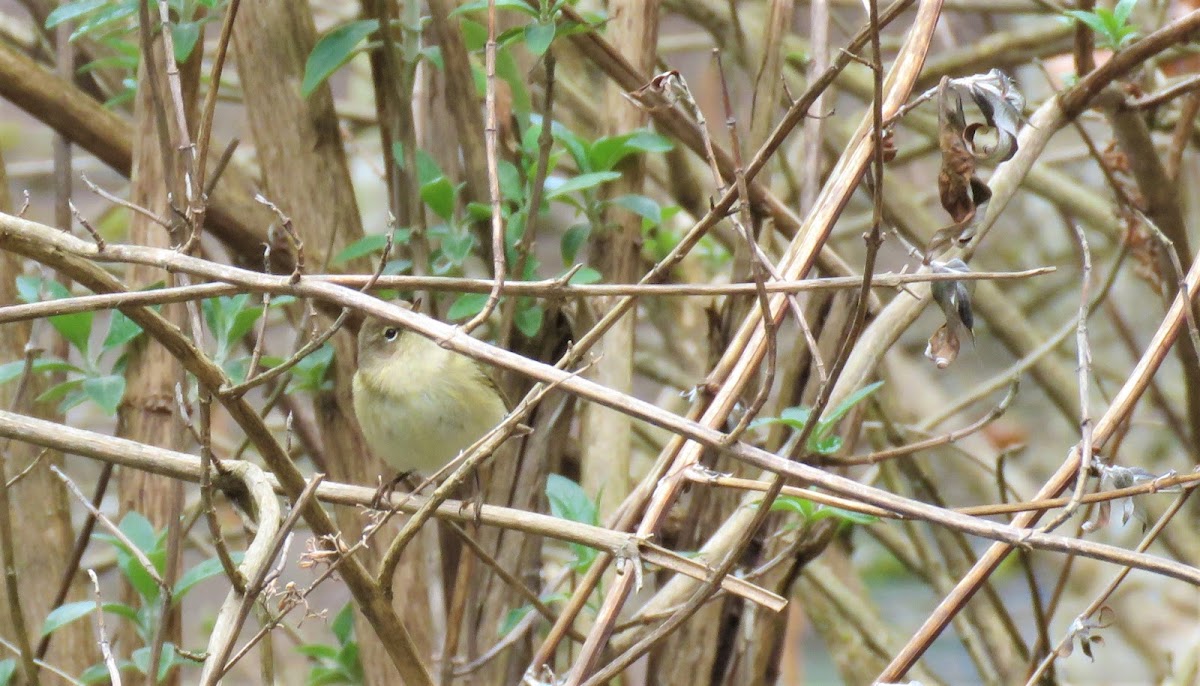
(383, 327, 400, 342)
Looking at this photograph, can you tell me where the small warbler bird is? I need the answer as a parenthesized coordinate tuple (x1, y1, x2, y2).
(352, 310, 509, 476)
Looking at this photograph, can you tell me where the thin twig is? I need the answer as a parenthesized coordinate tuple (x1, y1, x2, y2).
(460, 0, 505, 335)
(87, 570, 121, 686)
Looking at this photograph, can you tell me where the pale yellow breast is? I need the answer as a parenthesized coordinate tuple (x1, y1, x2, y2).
(353, 343, 507, 474)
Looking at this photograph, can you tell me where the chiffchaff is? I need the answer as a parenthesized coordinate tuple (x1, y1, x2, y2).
(352, 311, 508, 474)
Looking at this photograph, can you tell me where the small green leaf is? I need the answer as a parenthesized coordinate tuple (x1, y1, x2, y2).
(45, 0, 107, 28)
(102, 311, 144, 351)
(82, 374, 125, 415)
(545, 171, 621, 200)
(447, 293, 490, 321)
(524, 20, 556, 56)
(810, 434, 843, 455)
(0, 658, 14, 686)
(440, 233, 476, 265)
(499, 160, 523, 202)
(41, 601, 97, 636)
(560, 223, 590, 264)
(332, 602, 355, 645)
(546, 474, 599, 571)
(567, 266, 601, 285)
(515, 303, 543, 337)
(331, 234, 391, 267)
(36, 378, 84, 406)
(174, 553, 246, 599)
(749, 405, 812, 432)
(296, 644, 340, 661)
(499, 604, 534, 635)
(421, 177, 456, 221)
(810, 507, 879, 525)
(610, 194, 661, 224)
(816, 381, 883, 436)
(301, 20, 380, 98)
(546, 474, 597, 526)
(0, 359, 83, 385)
(131, 644, 178, 681)
(288, 344, 335, 394)
(768, 495, 816, 519)
(588, 131, 674, 172)
(171, 21, 202, 63)
(68, 2, 137, 43)
(451, 0, 539, 18)
(1114, 0, 1138, 24)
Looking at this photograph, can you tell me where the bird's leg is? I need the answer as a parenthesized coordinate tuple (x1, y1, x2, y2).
(371, 470, 416, 510)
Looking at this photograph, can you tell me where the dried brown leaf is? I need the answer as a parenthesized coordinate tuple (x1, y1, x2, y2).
(925, 323, 960, 369)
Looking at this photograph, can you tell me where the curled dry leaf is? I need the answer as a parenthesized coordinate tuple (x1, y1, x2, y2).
(1056, 607, 1115, 661)
(925, 259, 975, 369)
(1084, 463, 1179, 532)
(923, 70, 1024, 258)
(624, 69, 687, 112)
(924, 323, 960, 369)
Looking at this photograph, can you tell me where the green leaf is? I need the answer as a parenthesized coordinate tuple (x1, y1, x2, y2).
(545, 474, 597, 526)
(119, 511, 160, 553)
(36, 378, 84, 406)
(288, 344, 335, 394)
(560, 223, 590, 264)
(1114, 0, 1138, 25)
(301, 19, 380, 98)
(174, 553, 246, 599)
(17, 274, 98, 356)
(0, 358, 83, 385)
(41, 601, 137, 636)
(546, 474, 599, 571)
(51, 307, 94, 357)
(421, 177, 456, 221)
(499, 160, 523, 202)
(524, 20, 556, 56)
(332, 603, 355, 645)
(567, 266, 602, 285)
(131, 644, 178, 681)
(332, 233, 392, 267)
(451, 0, 539, 18)
(587, 131, 674, 172)
(768, 495, 816, 519)
(810, 506, 879, 525)
(609, 194, 661, 224)
(749, 405, 812, 432)
(171, 20, 202, 63)
(810, 434, 843, 455)
(296, 644, 340, 661)
(414, 149, 445, 186)
(1064, 10, 1113, 38)
(515, 303, 543, 337)
(499, 604, 534, 636)
(41, 601, 97, 636)
(45, 0, 108, 28)
(440, 233, 476, 265)
(102, 311, 144, 351)
(69, 2, 137, 43)
(816, 381, 883, 437)
(82, 374, 125, 415)
(544, 171, 621, 200)
(447, 293, 490, 321)
(0, 658, 14, 686)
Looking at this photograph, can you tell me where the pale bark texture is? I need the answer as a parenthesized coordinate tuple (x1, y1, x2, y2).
(0, 151, 96, 679)
(232, 3, 435, 683)
(113, 32, 201, 686)
(579, 0, 660, 519)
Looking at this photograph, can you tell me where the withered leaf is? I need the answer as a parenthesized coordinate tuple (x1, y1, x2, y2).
(925, 323, 960, 369)
(925, 260, 975, 369)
